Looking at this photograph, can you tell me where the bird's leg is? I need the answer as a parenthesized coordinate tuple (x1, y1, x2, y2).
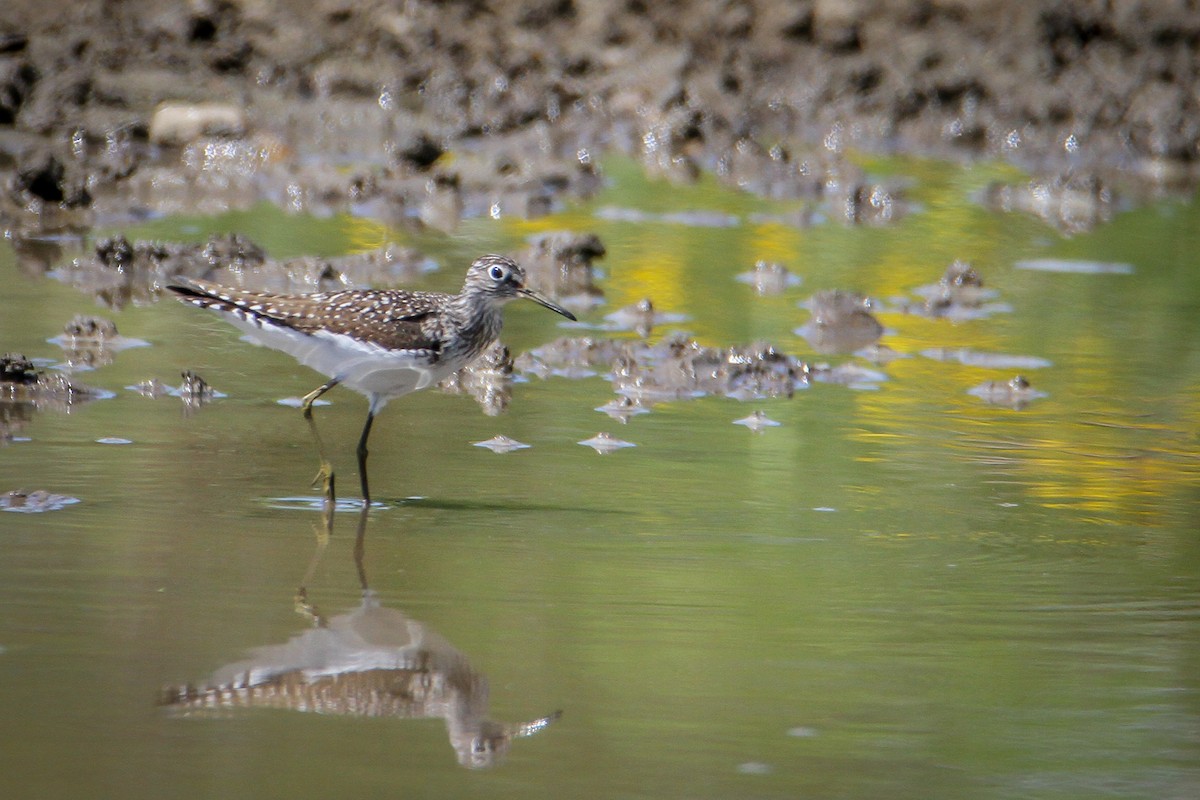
(301, 379, 341, 502)
(356, 410, 375, 508)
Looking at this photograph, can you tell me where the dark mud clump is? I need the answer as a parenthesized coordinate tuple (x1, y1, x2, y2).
(1, 0, 1198, 243)
(0, 352, 106, 405)
(0, 352, 38, 385)
(1, 352, 109, 442)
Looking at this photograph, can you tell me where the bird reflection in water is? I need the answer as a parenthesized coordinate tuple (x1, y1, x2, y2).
(159, 496, 561, 768)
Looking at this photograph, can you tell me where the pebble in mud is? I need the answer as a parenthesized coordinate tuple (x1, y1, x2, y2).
(967, 375, 1048, 409)
(595, 396, 650, 423)
(733, 410, 781, 432)
(472, 435, 531, 454)
(577, 432, 636, 454)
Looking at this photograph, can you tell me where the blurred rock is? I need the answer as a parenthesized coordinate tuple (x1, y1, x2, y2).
(968, 375, 1048, 409)
(796, 290, 884, 354)
(516, 232, 606, 312)
(148, 102, 246, 145)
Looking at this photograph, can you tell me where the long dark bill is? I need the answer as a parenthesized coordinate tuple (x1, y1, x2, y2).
(518, 287, 577, 321)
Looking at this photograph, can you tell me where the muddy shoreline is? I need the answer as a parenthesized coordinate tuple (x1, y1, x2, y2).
(1, 0, 1198, 245)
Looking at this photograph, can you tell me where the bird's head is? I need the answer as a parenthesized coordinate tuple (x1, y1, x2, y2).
(464, 255, 577, 321)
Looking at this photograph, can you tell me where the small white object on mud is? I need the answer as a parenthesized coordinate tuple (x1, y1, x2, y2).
(733, 411, 781, 432)
(149, 102, 247, 145)
(472, 435, 531, 453)
(578, 432, 636, 453)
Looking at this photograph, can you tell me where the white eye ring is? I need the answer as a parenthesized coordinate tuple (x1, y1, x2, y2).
(489, 265, 506, 281)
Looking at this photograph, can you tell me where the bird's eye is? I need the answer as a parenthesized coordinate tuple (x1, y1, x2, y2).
(489, 265, 506, 281)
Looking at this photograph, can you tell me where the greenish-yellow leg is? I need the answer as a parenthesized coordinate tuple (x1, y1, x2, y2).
(301, 379, 340, 501)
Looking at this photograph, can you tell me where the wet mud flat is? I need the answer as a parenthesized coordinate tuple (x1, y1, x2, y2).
(0, 0, 1184, 455)
(1, 0, 1198, 243)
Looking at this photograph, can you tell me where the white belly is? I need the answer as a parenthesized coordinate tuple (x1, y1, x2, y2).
(227, 317, 455, 407)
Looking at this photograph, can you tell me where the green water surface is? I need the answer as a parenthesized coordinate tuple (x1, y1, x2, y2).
(1, 157, 1198, 799)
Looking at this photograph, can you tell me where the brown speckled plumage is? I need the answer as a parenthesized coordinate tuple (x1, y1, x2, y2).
(170, 282, 453, 353)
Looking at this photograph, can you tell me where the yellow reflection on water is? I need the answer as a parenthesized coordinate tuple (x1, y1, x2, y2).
(342, 215, 389, 254)
(402, 153, 1200, 528)
(854, 343, 1199, 525)
(614, 231, 691, 315)
(745, 221, 806, 266)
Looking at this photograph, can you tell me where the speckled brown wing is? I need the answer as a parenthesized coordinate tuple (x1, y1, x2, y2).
(168, 278, 450, 353)
(280, 289, 452, 353)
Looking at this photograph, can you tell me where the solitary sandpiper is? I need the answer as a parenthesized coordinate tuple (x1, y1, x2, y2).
(168, 254, 576, 502)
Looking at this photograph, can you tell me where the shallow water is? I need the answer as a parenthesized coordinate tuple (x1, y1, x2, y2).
(1, 156, 1199, 799)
